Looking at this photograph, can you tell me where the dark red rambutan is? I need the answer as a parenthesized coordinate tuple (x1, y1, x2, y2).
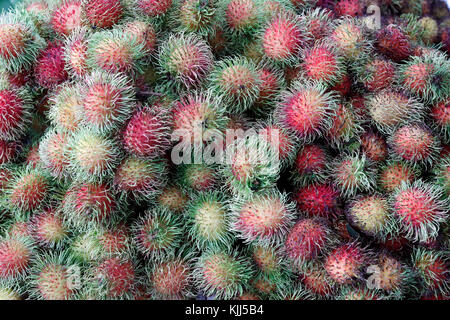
(92, 257, 136, 299)
(0, 84, 32, 140)
(376, 25, 412, 62)
(83, 0, 123, 28)
(293, 183, 341, 219)
(430, 99, 449, 141)
(0, 140, 20, 164)
(34, 42, 68, 89)
(359, 131, 388, 162)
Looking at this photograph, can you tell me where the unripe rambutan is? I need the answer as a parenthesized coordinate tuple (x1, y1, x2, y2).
(376, 24, 412, 62)
(324, 242, 370, 285)
(329, 152, 376, 198)
(388, 124, 439, 168)
(132, 207, 182, 259)
(330, 18, 370, 60)
(398, 51, 450, 103)
(301, 41, 345, 86)
(284, 217, 335, 266)
(294, 182, 340, 219)
(378, 161, 418, 193)
(209, 56, 261, 112)
(187, 191, 232, 249)
(5, 167, 51, 214)
(300, 261, 335, 298)
(365, 89, 424, 135)
(434, 156, 450, 196)
(251, 244, 285, 277)
(38, 128, 70, 179)
(223, 132, 280, 195)
(156, 184, 189, 214)
(326, 103, 362, 148)
(336, 285, 379, 300)
(176, 163, 217, 192)
(275, 80, 338, 141)
(88, 256, 137, 299)
(359, 131, 388, 163)
(260, 12, 305, 65)
(51, 0, 83, 36)
(113, 156, 168, 202)
(136, 0, 173, 17)
(34, 41, 68, 89)
(356, 56, 396, 92)
(48, 83, 83, 132)
(172, 0, 218, 36)
(29, 209, 68, 248)
(194, 248, 254, 299)
(412, 247, 449, 297)
(67, 128, 122, 182)
(0, 80, 32, 140)
(63, 27, 90, 78)
(82, 0, 123, 28)
(123, 104, 171, 158)
(0, 235, 34, 281)
(158, 33, 213, 90)
(87, 29, 147, 76)
(122, 19, 157, 54)
(231, 189, 296, 246)
(171, 90, 227, 144)
(417, 16, 439, 44)
(291, 143, 328, 186)
(149, 255, 193, 299)
(62, 181, 120, 228)
(0, 12, 45, 74)
(346, 194, 395, 239)
(222, 0, 261, 37)
(391, 180, 448, 243)
(80, 71, 136, 134)
(430, 99, 449, 142)
(334, 0, 361, 17)
(28, 251, 79, 300)
(0, 281, 21, 300)
(303, 7, 333, 41)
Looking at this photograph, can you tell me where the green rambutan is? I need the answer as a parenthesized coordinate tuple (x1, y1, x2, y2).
(156, 184, 189, 214)
(330, 17, 371, 61)
(122, 19, 157, 55)
(193, 247, 254, 299)
(176, 163, 218, 192)
(275, 79, 338, 142)
(209, 56, 261, 113)
(391, 179, 448, 243)
(0, 280, 22, 299)
(251, 244, 285, 278)
(230, 189, 296, 246)
(186, 191, 232, 249)
(336, 285, 379, 300)
(171, 0, 218, 36)
(157, 33, 213, 90)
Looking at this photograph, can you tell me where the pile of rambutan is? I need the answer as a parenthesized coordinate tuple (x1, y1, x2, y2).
(0, 0, 448, 301)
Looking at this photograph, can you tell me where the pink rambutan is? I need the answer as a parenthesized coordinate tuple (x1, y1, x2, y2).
(34, 42, 68, 89)
(0, 236, 34, 280)
(51, 0, 83, 35)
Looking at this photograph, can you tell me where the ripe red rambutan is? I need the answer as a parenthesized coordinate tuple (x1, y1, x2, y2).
(51, 0, 83, 35)
(376, 24, 412, 62)
(83, 0, 123, 28)
(291, 143, 328, 186)
(359, 131, 388, 162)
(0, 236, 34, 280)
(293, 183, 341, 219)
(34, 42, 68, 88)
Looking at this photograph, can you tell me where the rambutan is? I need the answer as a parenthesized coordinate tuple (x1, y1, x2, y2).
(136, 0, 173, 17)
(376, 24, 412, 62)
(300, 261, 335, 298)
(430, 98, 450, 142)
(29, 209, 68, 248)
(373, 253, 412, 298)
(412, 247, 449, 297)
(334, 0, 361, 17)
(0, 140, 20, 165)
(0, 235, 34, 281)
(303, 7, 334, 41)
(293, 182, 340, 219)
(291, 143, 328, 186)
(434, 156, 450, 196)
(122, 19, 157, 54)
(359, 131, 388, 163)
(172, 0, 217, 36)
(156, 184, 189, 214)
(252, 66, 285, 110)
(82, 0, 123, 28)
(231, 189, 296, 246)
(325, 103, 362, 148)
(356, 56, 396, 92)
(176, 163, 217, 192)
(34, 41, 68, 89)
(330, 18, 370, 60)
(38, 128, 70, 179)
(378, 161, 418, 193)
(391, 179, 448, 243)
(47, 83, 83, 132)
(51, 0, 83, 36)
(222, 0, 261, 37)
(63, 26, 90, 78)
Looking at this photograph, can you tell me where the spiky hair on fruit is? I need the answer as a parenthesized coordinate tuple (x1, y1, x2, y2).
(193, 247, 255, 299)
(275, 79, 339, 142)
(0, 77, 33, 141)
(433, 155, 450, 196)
(299, 260, 335, 298)
(325, 102, 363, 149)
(133, 0, 174, 18)
(28, 208, 69, 248)
(157, 33, 214, 91)
(186, 190, 233, 250)
(156, 184, 189, 214)
(328, 152, 377, 198)
(330, 17, 372, 61)
(412, 247, 449, 297)
(3, 166, 52, 216)
(390, 179, 449, 243)
(47, 83, 83, 132)
(175, 162, 218, 192)
(120, 17, 157, 55)
(63, 26, 91, 79)
(222, 130, 280, 195)
(365, 89, 425, 135)
(0, 139, 21, 165)
(430, 98, 449, 143)
(259, 11, 306, 66)
(300, 40, 346, 86)
(86, 28, 148, 77)
(0, 11, 45, 74)
(38, 128, 71, 180)
(34, 41, 69, 89)
(378, 160, 419, 193)
(66, 128, 123, 183)
(284, 217, 336, 268)
(359, 130, 388, 163)
(354, 55, 396, 92)
(50, 0, 83, 36)
(168, 0, 219, 36)
(335, 285, 379, 300)
(219, 0, 263, 39)
(251, 243, 288, 280)
(79, 71, 136, 134)
(302, 7, 334, 42)
(27, 249, 81, 300)
(376, 24, 413, 62)
(230, 188, 296, 246)
(293, 182, 341, 219)
(0, 234, 35, 282)
(0, 279, 22, 300)
(62, 181, 124, 229)
(82, 0, 124, 29)
(251, 64, 285, 112)
(208, 56, 261, 113)
(291, 143, 328, 187)
(113, 155, 168, 203)
(397, 50, 450, 103)
(346, 194, 397, 240)
(132, 206, 183, 260)
(323, 241, 372, 285)
(388, 123, 440, 169)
